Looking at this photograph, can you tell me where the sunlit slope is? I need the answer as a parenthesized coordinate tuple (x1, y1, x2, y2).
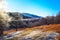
(4, 24, 60, 34)
(33, 24, 60, 33)
(4, 24, 60, 40)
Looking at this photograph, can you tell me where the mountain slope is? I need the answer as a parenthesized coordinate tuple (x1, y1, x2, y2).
(21, 13, 41, 19)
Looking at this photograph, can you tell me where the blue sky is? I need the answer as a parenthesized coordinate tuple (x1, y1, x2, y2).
(7, 0, 60, 17)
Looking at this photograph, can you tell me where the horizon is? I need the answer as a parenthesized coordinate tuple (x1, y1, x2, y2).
(7, 0, 60, 17)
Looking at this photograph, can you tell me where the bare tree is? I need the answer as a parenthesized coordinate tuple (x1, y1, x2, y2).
(39, 18, 47, 25)
(46, 16, 55, 24)
(11, 12, 23, 31)
(55, 11, 60, 24)
(0, 11, 11, 36)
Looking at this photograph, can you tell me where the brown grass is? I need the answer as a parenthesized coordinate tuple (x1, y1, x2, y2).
(3, 24, 60, 40)
(4, 24, 60, 34)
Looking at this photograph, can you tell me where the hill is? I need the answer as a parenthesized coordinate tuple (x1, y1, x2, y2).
(4, 24, 60, 40)
(21, 13, 41, 18)
(8, 12, 41, 19)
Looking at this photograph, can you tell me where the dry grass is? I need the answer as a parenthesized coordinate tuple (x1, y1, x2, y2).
(33, 24, 60, 33)
(4, 24, 60, 34)
(3, 24, 60, 40)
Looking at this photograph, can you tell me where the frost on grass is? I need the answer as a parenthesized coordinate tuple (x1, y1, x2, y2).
(6, 30, 59, 40)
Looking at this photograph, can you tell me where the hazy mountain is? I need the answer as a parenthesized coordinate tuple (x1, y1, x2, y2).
(9, 12, 42, 19)
(21, 13, 41, 19)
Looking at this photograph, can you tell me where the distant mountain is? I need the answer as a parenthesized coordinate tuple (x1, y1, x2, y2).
(21, 13, 42, 19)
(8, 12, 42, 19)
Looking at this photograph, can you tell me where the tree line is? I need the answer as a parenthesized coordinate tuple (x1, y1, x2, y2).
(9, 11, 60, 28)
(39, 11, 60, 25)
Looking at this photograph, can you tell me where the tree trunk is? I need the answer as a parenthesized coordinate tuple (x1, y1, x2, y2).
(16, 26, 18, 31)
(0, 26, 3, 36)
(16, 21, 18, 31)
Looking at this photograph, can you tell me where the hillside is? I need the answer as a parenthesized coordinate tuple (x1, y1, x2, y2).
(33, 24, 60, 33)
(21, 13, 41, 18)
(4, 24, 60, 40)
